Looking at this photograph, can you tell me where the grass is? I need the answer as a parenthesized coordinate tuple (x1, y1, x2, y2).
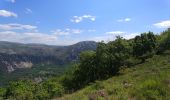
(56, 51, 170, 100)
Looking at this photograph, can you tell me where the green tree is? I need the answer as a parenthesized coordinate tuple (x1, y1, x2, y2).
(133, 32, 157, 62)
(158, 29, 170, 52)
(107, 36, 131, 74)
(72, 51, 96, 89)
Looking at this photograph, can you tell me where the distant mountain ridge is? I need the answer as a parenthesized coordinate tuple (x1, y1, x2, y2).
(0, 41, 97, 73)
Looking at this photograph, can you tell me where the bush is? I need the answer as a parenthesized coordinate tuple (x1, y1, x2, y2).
(0, 88, 6, 99)
(5, 80, 34, 100)
(33, 84, 50, 100)
(43, 80, 64, 98)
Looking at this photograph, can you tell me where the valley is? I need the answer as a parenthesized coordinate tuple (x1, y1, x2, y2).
(0, 41, 97, 86)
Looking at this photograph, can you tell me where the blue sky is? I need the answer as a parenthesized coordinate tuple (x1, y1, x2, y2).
(0, 0, 170, 45)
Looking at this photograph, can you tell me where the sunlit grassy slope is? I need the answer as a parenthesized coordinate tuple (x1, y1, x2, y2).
(56, 51, 170, 100)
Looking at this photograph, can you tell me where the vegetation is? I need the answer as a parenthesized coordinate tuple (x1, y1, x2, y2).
(0, 41, 97, 86)
(0, 29, 170, 100)
(59, 51, 170, 100)
(0, 64, 68, 86)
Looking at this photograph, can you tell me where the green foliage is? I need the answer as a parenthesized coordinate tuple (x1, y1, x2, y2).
(0, 88, 6, 99)
(158, 29, 170, 53)
(106, 36, 131, 72)
(0, 64, 68, 87)
(2, 78, 65, 99)
(5, 80, 34, 100)
(61, 36, 132, 90)
(43, 80, 64, 98)
(33, 84, 50, 100)
(133, 32, 157, 62)
(58, 51, 170, 100)
(61, 51, 96, 90)
(2, 29, 170, 100)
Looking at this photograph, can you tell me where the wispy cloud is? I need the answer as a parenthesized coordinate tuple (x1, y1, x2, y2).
(0, 31, 58, 45)
(153, 20, 170, 28)
(0, 23, 94, 45)
(0, 10, 17, 17)
(106, 31, 126, 35)
(25, 8, 32, 14)
(117, 18, 131, 22)
(0, 30, 83, 45)
(123, 33, 139, 39)
(91, 35, 115, 42)
(6, 0, 15, 3)
(52, 28, 83, 36)
(0, 23, 37, 30)
(106, 31, 138, 39)
(91, 31, 139, 42)
(71, 15, 96, 23)
(88, 29, 96, 32)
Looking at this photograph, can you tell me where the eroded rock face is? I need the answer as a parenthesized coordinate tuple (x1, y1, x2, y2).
(1, 61, 15, 72)
(7, 65, 15, 72)
(14, 62, 33, 68)
(1, 61, 33, 73)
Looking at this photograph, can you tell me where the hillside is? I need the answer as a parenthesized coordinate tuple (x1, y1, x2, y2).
(0, 41, 97, 73)
(0, 41, 97, 86)
(0, 30, 170, 100)
(57, 51, 170, 100)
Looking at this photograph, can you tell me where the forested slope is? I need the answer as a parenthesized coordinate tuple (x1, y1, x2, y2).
(0, 29, 170, 100)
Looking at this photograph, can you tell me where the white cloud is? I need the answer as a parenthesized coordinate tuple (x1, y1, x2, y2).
(117, 18, 131, 22)
(0, 30, 84, 45)
(25, 8, 32, 14)
(153, 20, 170, 28)
(52, 28, 82, 36)
(123, 33, 139, 39)
(105, 31, 139, 39)
(106, 31, 126, 35)
(0, 23, 85, 45)
(91, 31, 139, 42)
(0, 31, 16, 36)
(106, 31, 138, 39)
(71, 15, 96, 23)
(0, 10, 17, 17)
(0, 31, 58, 45)
(91, 35, 115, 42)
(0, 23, 37, 30)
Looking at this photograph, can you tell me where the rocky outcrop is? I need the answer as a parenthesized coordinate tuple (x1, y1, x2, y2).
(14, 62, 33, 68)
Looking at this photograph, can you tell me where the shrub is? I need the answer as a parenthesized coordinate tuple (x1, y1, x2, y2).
(5, 80, 34, 100)
(0, 88, 6, 99)
(43, 80, 64, 98)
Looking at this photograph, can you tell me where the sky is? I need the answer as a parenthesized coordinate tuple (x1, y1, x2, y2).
(0, 0, 170, 45)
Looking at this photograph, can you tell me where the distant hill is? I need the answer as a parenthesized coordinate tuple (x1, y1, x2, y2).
(0, 41, 97, 73)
